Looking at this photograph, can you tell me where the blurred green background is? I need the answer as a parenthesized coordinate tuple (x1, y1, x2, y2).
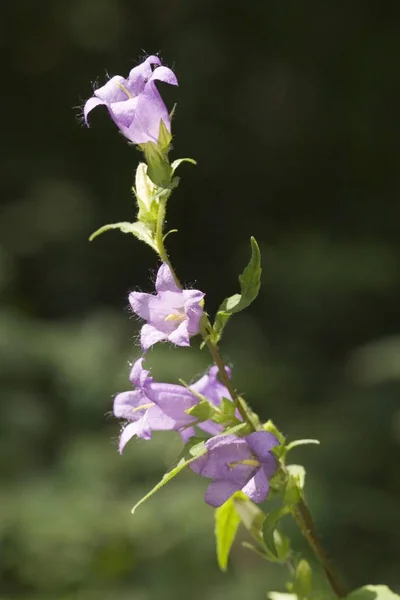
(1, 1, 400, 598)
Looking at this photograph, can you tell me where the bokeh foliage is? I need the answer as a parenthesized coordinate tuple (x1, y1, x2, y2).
(1, 0, 400, 598)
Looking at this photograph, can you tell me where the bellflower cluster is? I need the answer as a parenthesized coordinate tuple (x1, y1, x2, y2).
(81, 55, 391, 600)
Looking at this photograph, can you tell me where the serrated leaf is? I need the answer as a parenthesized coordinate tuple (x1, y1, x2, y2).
(346, 585, 400, 600)
(294, 559, 313, 599)
(213, 237, 261, 341)
(171, 157, 197, 175)
(131, 451, 205, 514)
(214, 496, 242, 571)
(89, 221, 158, 251)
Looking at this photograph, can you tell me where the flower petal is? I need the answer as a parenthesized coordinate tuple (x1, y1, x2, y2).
(145, 384, 194, 426)
(109, 97, 138, 128)
(83, 96, 107, 125)
(168, 320, 190, 346)
(146, 405, 178, 430)
(155, 263, 180, 293)
(245, 431, 279, 461)
(94, 75, 130, 103)
(113, 390, 146, 419)
(179, 426, 196, 443)
(205, 480, 242, 507)
(129, 357, 152, 387)
(241, 467, 270, 504)
(129, 292, 153, 320)
(191, 365, 232, 405)
(126, 79, 171, 144)
(140, 323, 168, 350)
(126, 55, 162, 96)
(119, 419, 151, 453)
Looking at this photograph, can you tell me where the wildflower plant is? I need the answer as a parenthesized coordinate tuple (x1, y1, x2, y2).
(82, 56, 399, 600)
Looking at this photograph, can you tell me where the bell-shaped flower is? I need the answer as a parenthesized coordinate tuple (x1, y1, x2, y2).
(114, 360, 235, 452)
(190, 431, 279, 507)
(129, 263, 204, 350)
(84, 55, 178, 145)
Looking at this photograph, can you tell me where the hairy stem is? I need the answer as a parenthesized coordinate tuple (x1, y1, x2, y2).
(292, 498, 346, 598)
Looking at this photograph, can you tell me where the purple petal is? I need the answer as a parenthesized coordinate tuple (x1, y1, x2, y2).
(198, 419, 224, 436)
(129, 357, 152, 387)
(140, 324, 168, 350)
(108, 97, 138, 128)
(83, 97, 107, 125)
(168, 320, 190, 346)
(126, 55, 162, 96)
(241, 467, 270, 504)
(129, 291, 153, 320)
(180, 426, 196, 443)
(145, 384, 194, 426)
(262, 454, 277, 479)
(155, 263, 180, 293)
(198, 436, 252, 482)
(113, 390, 147, 419)
(119, 419, 151, 453)
(205, 480, 242, 507)
(245, 431, 279, 461)
(191, 365, 232, 406)
(94, 75, 131, 103)
(148, 65, 178, 88)
(126, 81, 170, 144)
(146, 405, 178, 430)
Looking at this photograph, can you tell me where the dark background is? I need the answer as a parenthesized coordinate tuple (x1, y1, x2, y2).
(1, 1, 400, 599)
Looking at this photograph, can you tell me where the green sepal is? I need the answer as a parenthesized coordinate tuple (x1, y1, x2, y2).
(157, 119, 172, 151)
(263, 506, 291, 557)
(213, 237, 262, 342)
(283, 465, 306, 506)
(214, 495, 242, 572)
(171, 157, 197, 175)
(294, 559, 313, 600)
(89, 221, 158, 251)
(185, 399, 216, 420)
(140, 141, 172, 187)
(131, 441, 206, 514)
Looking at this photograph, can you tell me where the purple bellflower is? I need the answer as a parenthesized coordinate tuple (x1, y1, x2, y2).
(129, 263, 204, 350)
(114, 360, 235, 452)
(84, 55, 178, 145)
(190, 431, 279, 507)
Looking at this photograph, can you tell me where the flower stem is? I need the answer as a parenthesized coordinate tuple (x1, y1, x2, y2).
(292, 498, 347, 598)
(155, 206, 345, 597)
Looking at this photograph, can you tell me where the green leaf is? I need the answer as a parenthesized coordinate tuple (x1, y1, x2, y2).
(263, 506, 291, 556)
(286, 439, 320, 453)
(220, 397, 237, 417)
(213, 237, 261, 341)
(171, 157, 197, 175)
(89, 221, 158, 251)
(346, 585, 400, 600)
(214, 496, 242, 572)
(131, 452, 205, 514)
(284, 465, 306, 506)
(294, 559, 313, 599)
